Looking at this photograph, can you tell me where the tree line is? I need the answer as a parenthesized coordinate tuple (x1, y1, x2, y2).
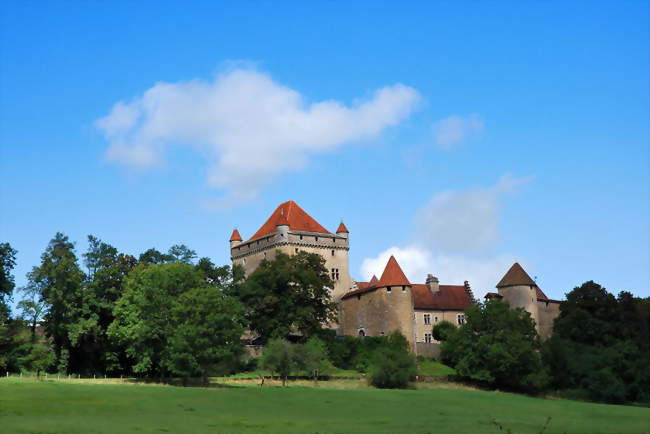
(433, 282, 650, 404)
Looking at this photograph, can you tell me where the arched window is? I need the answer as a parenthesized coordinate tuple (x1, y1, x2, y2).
(358, 329, 366, 337)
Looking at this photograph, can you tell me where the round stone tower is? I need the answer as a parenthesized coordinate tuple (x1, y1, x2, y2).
(496, 263, 539, 329)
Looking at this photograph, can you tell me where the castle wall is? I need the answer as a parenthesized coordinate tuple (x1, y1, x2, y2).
(413, 310, 466, 343)
(536, 300, 560, 340)
(339, 285, 415, 347)
(231, 230, 351, 302)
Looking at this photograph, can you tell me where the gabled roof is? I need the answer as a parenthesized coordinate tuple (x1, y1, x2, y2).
(412, 284, 473, 310)
(336, 222, 349, 233)
(369, 275, 378, 285)
(229, 229, 242, 242)
(496, 263, 536, 288)
(249, 200, 331, 241)
(378, 256, 411, 286)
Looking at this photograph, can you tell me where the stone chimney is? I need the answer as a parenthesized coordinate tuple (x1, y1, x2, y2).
(426, 274, 439, 293)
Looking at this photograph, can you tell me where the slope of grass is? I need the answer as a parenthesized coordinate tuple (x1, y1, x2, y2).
(417, 359, 456, 377)
(1, 378, 648, 434)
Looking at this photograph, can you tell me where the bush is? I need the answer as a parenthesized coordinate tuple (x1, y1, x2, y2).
(367, 331, 416, 389)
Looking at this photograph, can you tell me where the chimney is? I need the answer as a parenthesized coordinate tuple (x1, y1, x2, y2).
(426, 274, 439, 293)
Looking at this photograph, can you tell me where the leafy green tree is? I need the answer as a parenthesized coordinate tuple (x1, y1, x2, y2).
(260, 338, 295, 386)
(17, 283, 46, 342)
(431, 320, 456, 342)
(0, 242, 17, 321)
(543, 281, 650, 403)
(29, 233, 85, 373)
(167, 285, 244, 385)
(167, 244, 197, 264)
(295, 337, 329, 383)
(108, 262, 206, 377)
(439, 299, 548, 392)
(234, 252, 336, 341)
(138, 248, 173, 265)
(367, 331, 417, 389)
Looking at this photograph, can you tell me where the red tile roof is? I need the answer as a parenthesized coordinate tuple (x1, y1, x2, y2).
(369, 275, 378, 285)
(248, 201, 331, 241)
(336, 222, 349, 233)
(378, 256, 411, 286)
(412, 284, 473, 310)
(496, 263, 536, 288)
(229, 229, 242, 242)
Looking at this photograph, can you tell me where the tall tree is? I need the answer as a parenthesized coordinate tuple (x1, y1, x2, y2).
(29, 233, 85, 373)
(0, 242, 17, 321)
(108, 262, 211, 377)
(233, 252, 336, 342)
(167, 285, 244, 385)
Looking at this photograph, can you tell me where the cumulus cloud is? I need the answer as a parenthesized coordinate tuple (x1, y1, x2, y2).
(360, 175, 533, 299)
(413, 174, 532, 252)
(361, 245, 521, 299)
(432, 114, 484, 150)
(96, 68, 421, 201)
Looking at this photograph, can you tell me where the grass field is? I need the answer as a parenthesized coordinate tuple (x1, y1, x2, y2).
(0, 378, 648, 434)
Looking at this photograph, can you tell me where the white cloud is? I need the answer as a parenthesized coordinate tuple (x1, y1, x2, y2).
(96, 68, 421, 201)
(360, 175, 533, 299)
(413, 174, 532, 253)
(432, 114, 484, 150)
(361, 245, 521, 300)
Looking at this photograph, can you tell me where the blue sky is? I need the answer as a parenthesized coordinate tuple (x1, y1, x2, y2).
(1, 1, 648, 307)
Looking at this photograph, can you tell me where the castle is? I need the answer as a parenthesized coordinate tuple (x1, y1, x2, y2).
(230, 201, 560, 353)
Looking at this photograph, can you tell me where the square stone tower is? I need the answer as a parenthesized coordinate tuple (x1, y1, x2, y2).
(229, 200, 352, 302)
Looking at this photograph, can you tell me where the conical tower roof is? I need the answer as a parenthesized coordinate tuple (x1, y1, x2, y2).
(229, 229, 242, 242)
(369, 275, 379, 285)
(496, 263, 536, 288)
(378, 255, 411, 286)
(249, 200, 331, 240)
(336, 222, 349, 233)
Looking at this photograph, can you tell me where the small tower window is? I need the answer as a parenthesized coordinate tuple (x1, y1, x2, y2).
(402, 285, 406, 291)
(331, 250, 335, 256)
(386, 286, 392, 293)
(295, 248, 299, 253)
(300, 235, 303, 240)
(358, 329, 366, 337)
(330, 268, 339, 281)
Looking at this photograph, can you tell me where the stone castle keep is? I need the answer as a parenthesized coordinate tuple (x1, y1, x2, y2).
(230, 201, 560, 351)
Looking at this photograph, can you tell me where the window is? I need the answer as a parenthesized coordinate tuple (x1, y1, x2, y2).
(315, 237, 319, 242)
(331, 250, 335, 256)
(243, 258, 247, 265)
(402, 285, 406, 291)
(295, 248, 299, 254)
(434, 316, 439, 323)
(380, 331, 385, 336)
(424, 314, 431, 325)
(358, 330, 365, 337)
(457, 314, 465, 325)
(386, 286, 392, 293)
(330, 268, 340, 281)
(424, 333, 433, 343)
(300, 235, 303, 240)
(263, 252, 267, 258)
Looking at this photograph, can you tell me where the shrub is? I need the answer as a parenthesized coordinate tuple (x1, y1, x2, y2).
(367, 331, 416, 389)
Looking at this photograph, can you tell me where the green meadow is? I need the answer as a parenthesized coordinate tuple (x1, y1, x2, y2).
(1, 378, 648, 434)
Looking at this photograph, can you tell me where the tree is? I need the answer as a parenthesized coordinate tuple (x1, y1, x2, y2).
(543, 281, 650, 403)
(295, 337, 329, 384)
(367, 331, 417, 389)
(138, 248, 173, 265)
(29, 233, 85, 373)
(17, 283, 46, 342)
(234, 252, 336, 341)
(167, 285, 244, 385)
(0, 242, 17, 321)
(432, 320, 456, 342)
(260, 339, 295, 386)
(438, 299, 548, 392)
(167, 244, 197, 264)
(108, 262, 206, 377)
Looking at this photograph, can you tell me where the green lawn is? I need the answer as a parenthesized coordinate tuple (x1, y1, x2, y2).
(0, 378, 648, 434)
(417, 359, 456, 377)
